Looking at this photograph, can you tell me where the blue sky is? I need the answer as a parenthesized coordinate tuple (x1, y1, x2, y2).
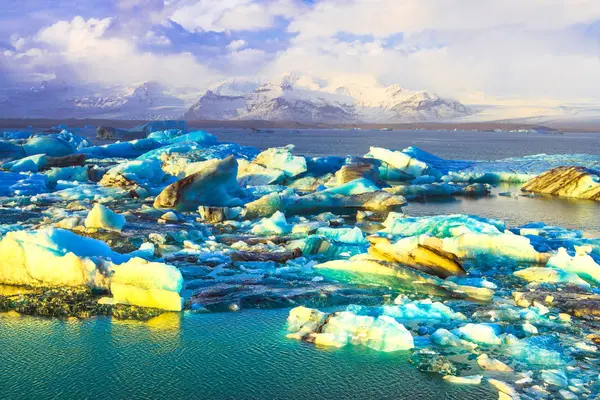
(1, 0, 600, 104)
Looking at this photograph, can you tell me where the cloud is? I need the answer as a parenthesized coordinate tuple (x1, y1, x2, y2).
(0, 0, 599, 106)
(169, 0, 301, 32)
(288, 0, 600, 39)
(227, 39, 247, 50)
(4, 16, 220, 90)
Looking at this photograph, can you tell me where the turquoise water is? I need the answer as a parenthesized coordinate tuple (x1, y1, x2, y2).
(0, 310, 495, 400)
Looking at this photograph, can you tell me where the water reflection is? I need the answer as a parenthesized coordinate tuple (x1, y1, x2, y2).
(406, 184, 600, 236)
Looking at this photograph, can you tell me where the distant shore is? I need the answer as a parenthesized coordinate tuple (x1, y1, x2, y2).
(1, 118, 599, 132)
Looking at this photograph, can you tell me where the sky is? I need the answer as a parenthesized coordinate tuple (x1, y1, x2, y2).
(1, 0, 600, 105)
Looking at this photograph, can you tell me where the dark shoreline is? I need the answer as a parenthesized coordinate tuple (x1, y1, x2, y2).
(1, 118, 599, 132)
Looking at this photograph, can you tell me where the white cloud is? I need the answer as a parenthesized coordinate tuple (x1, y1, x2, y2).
(6, 16, 219, 89)
(227, 39, 247, 50)
(288, 0, 600, 39)
(169, 0, 301, 32)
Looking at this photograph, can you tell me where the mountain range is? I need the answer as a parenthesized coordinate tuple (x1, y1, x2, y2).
(0, 74, 473, 123)
(184, 74, 472, 123)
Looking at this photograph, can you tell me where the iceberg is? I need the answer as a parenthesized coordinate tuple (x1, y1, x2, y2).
(365, 146, 436, 178)
(110, 257, 183, 311)
(0, 228, 182, 311)
(442, 232, 548, 263)
(381, 213, 504, 238)
(252, 145, 307, 177)
(454, 323, 501, 345)
(85, 204, 126, 232)
(0, 228, 117, 288)
(514, 266, 591, 288)
(251, 211, 292, 235)
(287, 306, 414, 352)
(81, 138, 162, 158)
(22, 135, 76, 157)
(316, 227, 367, 245)
(546, 246, 600, 283)
(367, 236, 465, 278)
(100, 159, 166, 187)
(522, 166, 600, 200)
(153, 155, 246, 211)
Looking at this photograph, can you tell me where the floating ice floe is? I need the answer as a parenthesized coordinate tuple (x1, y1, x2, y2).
(287, 306, 414, 352)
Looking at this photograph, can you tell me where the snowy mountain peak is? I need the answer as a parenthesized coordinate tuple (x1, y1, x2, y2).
(185, 74, 472, 123)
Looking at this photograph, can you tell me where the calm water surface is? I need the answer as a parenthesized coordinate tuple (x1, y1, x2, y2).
(2, 129, 600, 399)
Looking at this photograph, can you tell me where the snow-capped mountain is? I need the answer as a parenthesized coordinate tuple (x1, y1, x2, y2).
(0, 81, 186, 120)
(184, 74, 472, 123)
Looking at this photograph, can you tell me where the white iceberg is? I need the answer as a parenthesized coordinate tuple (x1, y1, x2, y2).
(85, 203, 126, 232)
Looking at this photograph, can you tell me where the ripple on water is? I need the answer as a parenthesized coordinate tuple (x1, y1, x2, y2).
(0, 310, 496, 400)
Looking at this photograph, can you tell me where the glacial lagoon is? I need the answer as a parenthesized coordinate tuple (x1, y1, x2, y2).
(1, 127, 600, 399)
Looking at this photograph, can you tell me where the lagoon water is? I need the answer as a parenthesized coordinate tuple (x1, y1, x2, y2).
(1, 129, 600, 399)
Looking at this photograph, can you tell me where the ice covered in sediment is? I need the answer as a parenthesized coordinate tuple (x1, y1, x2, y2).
(442, 232, 547, 262)
(81, 138, 162, 158)
(154, 155, 246, 211)
(85, 203, 126, 232)
(109, 257, 183, 311)
(100, 159, 166, 187)
(367, 235, 465, 278)
(381, 213, 504, 238)
(287, 306, 414, 352)
(316, 226, 367, 245)
(251, 211, 292, 235)
(252, 145, 307, 177)
(546, 246, 600, 283)
(365, 146, 436, 178)
(385, 182, 490, 198)
(0, 171, 48, 196)
(514, 266, 591, 288)
(522, 166, 600, 200)
(454, 323, 502, 345)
